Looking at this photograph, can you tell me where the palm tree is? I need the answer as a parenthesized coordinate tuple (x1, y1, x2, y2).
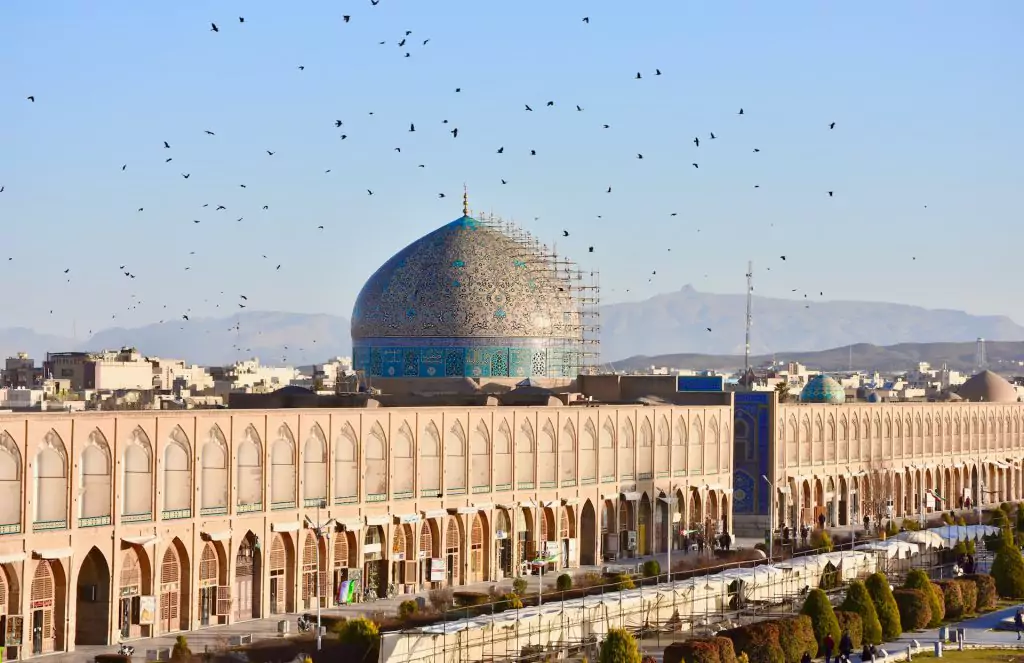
(774, 381, 791, 403)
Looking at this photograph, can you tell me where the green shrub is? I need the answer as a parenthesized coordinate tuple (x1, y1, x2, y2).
(953, 579, 978, 615)
(556, 573, 573, 591)
(834, 610, 863, 650)
(956, 515, 967, 526)
(952, 540, 967, 555)
(904, 569, 944, 627)
(641, 559, 661, 578)
(333, 617, 381, 660)
(711, 636, 738, 663)
(612, 573, 635, 590)
(893, 589, 932, 631)
(171, 636, 191, 662)
(599, 628, 641, 663)
(903, 519, 922, 531)
(720, 621, 784, 663)
(800, 589, 840, 656)
(934, 580, 964, 619)
(777, 615, 817, 663)
(398, 599, 418, 619)
(992, 545, 1024, 598)
(453, 591, 489, 607)
(986, 533, 1007, 553)
(885, 520, 899, 538)
(840, 580, 882, 645)
(498, 593, 523, 610)
(966, 539, 977, 555)
(865, 572, 902, 641)
(941, 512, 954, 525)
(810, 529, 834, 552)
(664, 639, 720, 663)
(512, 578, 528, 596)
(964, 573, 997, 611)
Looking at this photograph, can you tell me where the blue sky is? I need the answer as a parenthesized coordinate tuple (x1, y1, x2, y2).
(2, 0, 1022, 338)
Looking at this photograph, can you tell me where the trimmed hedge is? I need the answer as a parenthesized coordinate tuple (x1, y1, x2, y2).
(992, 545, 1024, 599)
(903, 569, 944, 627)
(777, 615, 817, 663)
(964, 573, 998, 611)
(641, 560, 661, 578)
(556, 573, 573, 591)
(721, 620, 785, 663)
(600, 628, 641, 663)
(712, 637, 739, 663)
(893, 589, 932, 631)
(664, 637, 736, 663)
(934, 580, 964, 619)
(866, 572, 903, 641)
(800, 589, 840, 656)
(840, 580, 882, 645)
(452, 591, 490, 607)
(835, 610, 863, 650)
(954, 578, 978, 615)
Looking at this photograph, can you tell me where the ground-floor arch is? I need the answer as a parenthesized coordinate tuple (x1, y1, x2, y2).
(469, 512, 489, 583)
(234, 532, 262, 622)
(300, 531, 328, 610)
(580, 500, 597, 566)
(494, 509, 513, 577)
(29, 558, 68, 655)
(269, 532, 295, 615)
(444, 518, 463, 586)
(159, 540, 190, 634)
(332, 529, 358, 603)
(117, 545, 153, 640)
(197, 541, 228, 627)
(75, 547, 111, 646)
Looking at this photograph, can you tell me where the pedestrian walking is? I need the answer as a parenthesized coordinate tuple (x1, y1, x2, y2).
(822, 632, 835, 663)
(839, 629, 853, 660)
(1015, 606, 1023, 640)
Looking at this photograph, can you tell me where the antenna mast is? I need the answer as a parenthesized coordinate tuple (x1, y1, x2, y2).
(975, 337, 987, 372)
(744, 260, 753, 377)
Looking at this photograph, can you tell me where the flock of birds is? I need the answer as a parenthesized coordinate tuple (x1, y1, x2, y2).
(7, 3, 885, 362)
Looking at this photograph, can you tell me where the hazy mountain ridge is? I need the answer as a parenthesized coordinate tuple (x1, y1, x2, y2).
(0, 287, 1021, 367)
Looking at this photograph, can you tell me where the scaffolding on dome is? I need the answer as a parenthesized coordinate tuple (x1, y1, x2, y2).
(474, 211, 602, 378)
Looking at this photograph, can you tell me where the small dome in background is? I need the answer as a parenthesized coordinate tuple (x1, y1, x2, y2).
(800, 374, 846, 404)
(866, 391, 881, 403)
(957, 370, 1018, 403)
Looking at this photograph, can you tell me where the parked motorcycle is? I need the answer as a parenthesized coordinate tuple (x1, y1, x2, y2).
(297, 615, 313, 633)
(117, 643, 136, 657)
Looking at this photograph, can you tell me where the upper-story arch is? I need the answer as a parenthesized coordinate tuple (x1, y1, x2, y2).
(0, 431, 21, 529)
(707, 418, 721, 473)
(302, 424, 328, 505)
(35, 429, 68, 528)
(392, 422, 415, 497)
(599, 417, 615, 482)
(656, 415, 670, 474)
(162, 425, 191, 517)
(80, 429, 112, 524)
(471, 420, 490, 491)
(494, 419, 512, 490)
(560, 419, 577, 485)
(270, 424, 296, 509)
(538, 420, 556, 486)
(365, 422, 388, 499)
(122, 426, 152, 519)
(517, 419, 535, 488)
(580, 418, 597, 483)
(619, 418, 635, 480)
(638, 416, 654, 478)
(445, 420, 467, 493)
(200, 425, 228, 513)
(236, 425, 262, 511)
(690, 418, 704, 474)
(419, 422, 441, 497)
(673, 416, 687, 475)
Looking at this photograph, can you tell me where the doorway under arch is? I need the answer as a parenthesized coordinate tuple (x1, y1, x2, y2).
(75, 547, 111, 645)
(470, 513, 489, 583)
(159, 541, 190, 634)
(269, 533, 295, 614)
(580, 500, 597, 566)
(30, 559, 68, 655)
(234, 533, 262, 621)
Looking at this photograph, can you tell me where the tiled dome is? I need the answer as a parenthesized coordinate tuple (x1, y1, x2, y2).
(800, 374, 846, 404)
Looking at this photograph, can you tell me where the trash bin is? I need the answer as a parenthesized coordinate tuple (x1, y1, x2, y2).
(934, 641, 943, 658)
(278, 619, 290, 635)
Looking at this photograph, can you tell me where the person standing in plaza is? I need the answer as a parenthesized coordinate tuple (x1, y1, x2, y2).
(822, 632, 835, 663)
(1015, 606, 1023, 640)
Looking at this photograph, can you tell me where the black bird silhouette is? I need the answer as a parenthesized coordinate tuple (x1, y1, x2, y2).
(588, 246, 594, 252)
(500, 179, 507, 184)
(367, 189, 374, 195)
(181, 173, 190, 178)
(409, 123, 416, 132)
(546, 101, 554, 106)
(122, 165, 126, 171)
(26, 96, 35, 102)
(183, 314, 189, 320)
(398, 38, 406, 47)
(164, 141, 170, 148)
(582, 16, 589, 23)
(710, 132, 716, 139)
(404, 53, 410, 58)
(240, 184, 246, 188)
(655, 69, 662, 75)
(343, 15, 350, 22)
(576, 105, 583, 111)
(525, 104, 533, 111)
(204, 130, 215, 135)
(738, 108, 744, 115)
(371, 0, 379, 5)
(780, 256, 786, 261)
(210, 23, 219, 32)
(694, 137, 699, 147)
(455, 88, 461, 92)
(423, 39, 430, 45)
(438, 193, 445, 198)
(165, 158, 172, 163)
(496, 147, 504, 154)
(450, 128, 458, 138)
(635, 72, 642, 79)
(335, 120, 343, 127)
(691, 163, 698, 168)
(603, 124, 610, 129)
(753, 148, 760, 153)
(138, 208, 143, 212)
(297, 66, 304, 71)
(829, 122, 836, 129)
(262, 205, 269, 209)
(394, 147, 401, 152)
(828, 191, 833, 197)
(317, 226, 324, 230)
(405, 30, 412, 36)
(340, 134, 347, 140)
(562, 230, 569, 237)
(216, 205, 226, 210)
(239, 17, 244, 22)
(530, 150, 537, 156)
(266, 150, 275, 155)
(706, 327, 712, 332)
(637, 154, 643, 159)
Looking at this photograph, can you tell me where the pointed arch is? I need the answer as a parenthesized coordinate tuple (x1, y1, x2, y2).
(689, 418, 704, 474)
(619, 418, 636, 480)
(673, 416, 687, 475)
(826, 414, 837, 463)
(540, 419, 556, 454)
(365, 422, 388, 498)
(302, 424, 328, 504)
(270, 423, 297, 508)
(419, 421, 441, 497)
(122, 426, 153, 518)
(580, 418, 597, 483)
(80, 428, 112, 523)
(0, 431, 21, 529)
(34, 429, 68, 527)
(445, 420, 467, 493)
(471, 420, 490, 490)
(707, 418, 721, 472)
(561, 419, 577, 485)
(200, 425, 228, 512)
(638, 416, 654, 478)
(494, 419, 512, 490)
(392, 421, 415, 497)
(237, 425, 263, 511)
(161, 425, 191, 517)
(234, 531, 262, 621)
(538, 419, 556, 486)
(600, 417, 616, 481)
(334, 422, 359, 503)
(517, 419, 535, 487)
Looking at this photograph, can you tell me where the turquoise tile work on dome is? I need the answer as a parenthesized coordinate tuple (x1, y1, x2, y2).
(800, 374, 847, 404)
(352, 343, 581, 379)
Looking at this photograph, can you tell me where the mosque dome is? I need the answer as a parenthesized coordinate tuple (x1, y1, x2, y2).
(957, 370, 1019, 403)
(351, 210, 581, 380)
(800, 374, 846, 404)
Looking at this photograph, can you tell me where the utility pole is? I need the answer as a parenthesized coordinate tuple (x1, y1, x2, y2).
(304, 500, 333, 651)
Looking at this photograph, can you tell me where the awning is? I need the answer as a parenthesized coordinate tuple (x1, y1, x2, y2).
(271, 521, 301, 533)
(365, 514, 390, 527)
(421, 509, 447, 520)
(620, 492, 641, 501)
(704, 484, 725, 493)
(472, 502, 494, 512)
(394, 513, 421, 524)
(121, 535, 159, 547)
(338, 517, 363, 531)
(0, 552, 26, 564)
(519, 500, 539, 509)
(658, 495, 678, 504)
(33, 547, 74, 560)
(561, 498, 580, 506)
(201, 530, 232, 542)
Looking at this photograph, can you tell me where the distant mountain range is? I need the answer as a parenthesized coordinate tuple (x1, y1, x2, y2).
(1, 286, 1022, 368)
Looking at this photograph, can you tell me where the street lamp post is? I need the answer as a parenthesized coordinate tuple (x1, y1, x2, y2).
(659, 483, 675, 586)
(305, 499, 331, 651)
(762, 475, 773, 567)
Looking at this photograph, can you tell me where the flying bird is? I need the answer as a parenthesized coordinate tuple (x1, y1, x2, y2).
(367, 189, 374, 195)
(588, 246, 594, 252)
(637, 154, 643, 159)
(297, 66, 304, 71)
(829, 122, 836, 129)
(181, 173, 190, 178)
(26, 96, 35, 102)
(710, 132, 716, 139)
(343, 15, 351, 22)
(546, 101, 554, 107)
(409, 123, 415, 132)
(438, 193, 445, 198)
(635, 72, 642, 79)
(780, 256, 786, 261)
(204, 130, 215, 135)
(582, 16, 589, 23)
(828, 191, 834, 197)
(210, 23, 219, 32)
(422, 39, 430, 45)
(121, 165, 126, 171)
(266, 150, 275, 155)
(562, 230, 569, 237)
(525, 104, 533, 111)
(606, 187, 611, 193)
(335, 120, 343, 127)
(497, 147, 504, 154)
(655, 69, 662, 75)
(239, 17, 244, 22)
(694, 137, 699, 147)
(576, 105, 583, 111)
(450, 128, 458, 138)
(164, 141, 170, 148)
(692, 163, 698, 168)
(530, 150, 537, 156)
(738, 108, 744, 115)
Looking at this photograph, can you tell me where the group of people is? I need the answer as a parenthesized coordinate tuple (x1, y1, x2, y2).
(804, 630, 879, 663)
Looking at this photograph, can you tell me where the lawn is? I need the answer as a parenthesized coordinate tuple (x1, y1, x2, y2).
(913, 649, 1024, 661)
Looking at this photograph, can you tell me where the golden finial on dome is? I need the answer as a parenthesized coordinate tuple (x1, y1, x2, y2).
(463, 183, 469, 216)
